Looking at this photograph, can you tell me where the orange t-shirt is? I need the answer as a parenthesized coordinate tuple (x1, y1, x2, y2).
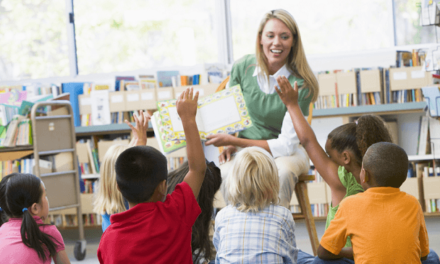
(320, 187, 430, 263)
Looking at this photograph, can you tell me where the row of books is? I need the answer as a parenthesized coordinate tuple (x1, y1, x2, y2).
(0, 116, 32, 147)
(83, 179, 98, 194)
(315, 50, 436, 109)
(396, 49, 426, 67)
(77, 139, 100, 175)
(0, 158, 54, 180)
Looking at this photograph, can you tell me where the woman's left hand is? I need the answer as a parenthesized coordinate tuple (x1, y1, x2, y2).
(205, 134, 235, 147)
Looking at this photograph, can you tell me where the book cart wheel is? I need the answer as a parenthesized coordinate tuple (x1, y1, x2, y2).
(74, 240, 87, 261)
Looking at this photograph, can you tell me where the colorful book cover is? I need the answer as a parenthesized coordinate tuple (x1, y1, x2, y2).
(151, 111, 187, 155)
(0, 90, 27, 106)
(156, 84, 252, 141)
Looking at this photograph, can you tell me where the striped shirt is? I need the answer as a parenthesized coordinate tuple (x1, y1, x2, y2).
(214, 204, 298, 263)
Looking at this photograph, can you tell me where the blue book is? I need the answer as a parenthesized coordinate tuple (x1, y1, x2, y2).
(62, 82, 84, 127)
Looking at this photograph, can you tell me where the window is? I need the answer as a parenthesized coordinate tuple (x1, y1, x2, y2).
(230, 0, 394, 61)
(74, 0, 218, 75)
(394, 0, 440, 46)
(0, 0, 70, 80)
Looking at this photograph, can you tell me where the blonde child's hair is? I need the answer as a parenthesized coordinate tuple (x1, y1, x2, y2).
(255, 9, 319, 102)
(227, 147, 279, 212)
(94, 144, 129, 215)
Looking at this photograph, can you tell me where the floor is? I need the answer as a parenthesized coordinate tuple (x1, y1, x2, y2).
(61, 217, 440, 263)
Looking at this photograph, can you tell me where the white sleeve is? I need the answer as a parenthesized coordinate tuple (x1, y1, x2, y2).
(267, 111, 306, 159)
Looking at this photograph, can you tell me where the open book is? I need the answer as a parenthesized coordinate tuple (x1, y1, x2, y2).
(152, 84, 252, 154)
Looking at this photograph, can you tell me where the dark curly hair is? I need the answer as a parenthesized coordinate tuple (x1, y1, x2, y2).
(327, 115, 392, 166)
(167, 160, 222, 263)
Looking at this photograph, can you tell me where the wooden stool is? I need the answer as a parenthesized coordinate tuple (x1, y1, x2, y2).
(293, 174, 319, 256)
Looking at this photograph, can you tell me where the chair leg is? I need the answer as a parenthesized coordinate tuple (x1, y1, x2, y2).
(296, 181, 320, 256)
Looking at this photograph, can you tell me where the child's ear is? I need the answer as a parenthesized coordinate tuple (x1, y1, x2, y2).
(30, 202, 39, 216)
(341, 151, 351, 165)
(361, 168, 370, 183)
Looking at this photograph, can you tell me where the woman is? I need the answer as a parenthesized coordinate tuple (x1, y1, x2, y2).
(206, 9, 319, 209)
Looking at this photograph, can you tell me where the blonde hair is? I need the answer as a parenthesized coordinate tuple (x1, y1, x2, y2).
(255, 9, 319, 102)
(93, 144, 129, 215)
(227, 147, 279, 212)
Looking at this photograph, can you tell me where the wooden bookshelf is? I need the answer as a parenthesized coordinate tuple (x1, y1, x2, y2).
(314, 102, 427, 118)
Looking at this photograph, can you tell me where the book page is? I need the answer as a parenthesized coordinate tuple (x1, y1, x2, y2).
(199, 96, 240, 132)
(166, 106, 205, 133)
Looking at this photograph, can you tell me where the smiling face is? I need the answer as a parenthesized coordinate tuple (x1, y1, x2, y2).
(260, 18, 294, 75)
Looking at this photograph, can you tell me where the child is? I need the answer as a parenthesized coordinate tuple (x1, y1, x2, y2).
(167, 159, 222, 264)
(93, 110, 150, 232)
(0, 173, 70, 264)
(317, 142, 440, 263)
(275, 76, 392, 261)
(214, 147, 298, 263)
(97, 88, 207, 264)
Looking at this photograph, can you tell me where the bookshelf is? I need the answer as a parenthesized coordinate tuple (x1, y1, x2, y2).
(313, 101, 427, 118)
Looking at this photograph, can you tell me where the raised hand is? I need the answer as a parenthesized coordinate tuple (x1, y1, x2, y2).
(275, 76, 298, 108)
(176, 87, 199, 122)
(126, 110, 150, 146)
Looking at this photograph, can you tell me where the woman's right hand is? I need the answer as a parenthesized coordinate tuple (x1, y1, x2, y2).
(219, 145, 237, 165)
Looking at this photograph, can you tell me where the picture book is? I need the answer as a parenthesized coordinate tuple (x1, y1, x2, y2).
(152, 84, 252, 154)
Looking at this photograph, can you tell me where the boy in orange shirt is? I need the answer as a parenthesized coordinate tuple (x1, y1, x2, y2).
(316, 142, 439, 264)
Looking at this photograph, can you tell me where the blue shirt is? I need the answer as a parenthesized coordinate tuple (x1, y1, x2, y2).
(214, 204, 298, 264)
(101, 200, 129, 232)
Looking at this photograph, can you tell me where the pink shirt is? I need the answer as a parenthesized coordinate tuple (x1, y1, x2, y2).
(0, 216, 65, 264)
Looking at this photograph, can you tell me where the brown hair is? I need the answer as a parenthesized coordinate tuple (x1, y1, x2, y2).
(327, 115, 392, 166)
(167, 160, 221, 262)
(255, 9, 319, 102)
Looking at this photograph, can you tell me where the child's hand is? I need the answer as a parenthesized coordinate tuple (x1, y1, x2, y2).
(126, 110, 150, 146)
(275, 76, 299, 108)
(176, 87, 199, 122)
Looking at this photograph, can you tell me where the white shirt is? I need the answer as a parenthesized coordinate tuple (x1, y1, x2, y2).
(228, 64, 304, 159)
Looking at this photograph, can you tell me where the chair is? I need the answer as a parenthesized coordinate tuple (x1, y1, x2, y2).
(214, 76, 320, 255)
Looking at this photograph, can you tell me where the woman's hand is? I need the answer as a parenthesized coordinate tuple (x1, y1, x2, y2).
(205, 134, 235, 147)
(126, 110, 150, 146)
(275, 76, 298, 108)
(219, 145, 237, 165)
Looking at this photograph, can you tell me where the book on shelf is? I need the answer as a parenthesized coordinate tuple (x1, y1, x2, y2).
(152, 84, 252, 154)
(2, 115, 26, 147)
(417, 116, 430, 156)
(139, 75, 157, 89)
(115, 76, 136, 92)
(157, 71, 179, 88)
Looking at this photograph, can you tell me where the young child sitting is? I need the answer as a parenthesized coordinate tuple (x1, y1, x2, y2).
(214, 146, 298, 263)
(167, 160, 222, 264)
(275, 76, 393, 262)
(94, 110, 150, 232)
(317, 142, 440, 263)
(0, 173, 70, 264)
(97, 88, 207, 264)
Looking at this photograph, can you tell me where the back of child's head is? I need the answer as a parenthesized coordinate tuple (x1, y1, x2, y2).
(0, 173, 59, 261)
(363, 142, 408, 188)
(94, 144, 129, 215)
(327, 115, 392, 166)
(115, 145, 168, 204)
(167, 160, 222, 261)
(227, 147, 279, 212)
